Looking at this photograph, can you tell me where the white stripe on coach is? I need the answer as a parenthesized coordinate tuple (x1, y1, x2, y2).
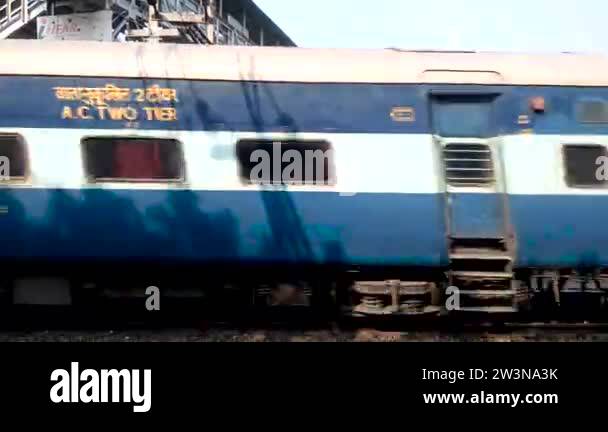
(0, 128, 442, 195)
(502, 134, 608, 196)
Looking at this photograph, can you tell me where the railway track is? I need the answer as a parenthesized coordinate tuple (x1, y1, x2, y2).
(2, 325, 608, 342)
(1, 303, 608, 341)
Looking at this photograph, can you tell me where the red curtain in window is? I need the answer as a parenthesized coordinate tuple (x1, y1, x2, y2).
(113, 140, 164, 179)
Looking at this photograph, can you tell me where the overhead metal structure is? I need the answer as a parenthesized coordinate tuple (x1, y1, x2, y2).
(0, 0, 295, 46)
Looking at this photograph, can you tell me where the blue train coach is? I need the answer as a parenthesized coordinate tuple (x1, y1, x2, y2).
(1, 39, 608, 317)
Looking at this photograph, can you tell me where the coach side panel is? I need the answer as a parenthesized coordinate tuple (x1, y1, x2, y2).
(0, 76, 448, 270)
(500, 86, 608, 268)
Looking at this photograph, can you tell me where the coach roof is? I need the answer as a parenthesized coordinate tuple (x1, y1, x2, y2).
(1, 39, 608, 86)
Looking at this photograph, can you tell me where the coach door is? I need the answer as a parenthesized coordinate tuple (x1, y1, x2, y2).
(430, 93, 516, 313)
(430, 93, 506, 241)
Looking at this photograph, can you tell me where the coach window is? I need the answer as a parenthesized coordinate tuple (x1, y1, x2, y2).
(576, 100, 608, 124)
(82, 137, 184, 182)
(236, 139, 335, 186)
(0, 134, 27, 180)
(563, 145, 608, 188)
(431, 95, 495, 138)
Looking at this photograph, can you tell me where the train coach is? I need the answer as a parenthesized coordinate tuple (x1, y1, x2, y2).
(1, 39, 608, 318)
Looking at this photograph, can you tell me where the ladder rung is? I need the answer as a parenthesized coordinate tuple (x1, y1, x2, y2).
(450, 251, 512, 261)
(444, 149, 491, 153)
(444, 158, 493, 162)
(446, 168, 494, 171)
(458, 290, 517, 297)
(455, 306, 518, 313)
(451, 271, 513, 279)
(447, 178, 494, 181)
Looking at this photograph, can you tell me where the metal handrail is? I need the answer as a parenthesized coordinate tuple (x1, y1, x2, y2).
(214, 16, 251, 46)
(0, 0, 46, 33)
(2, 0, 255, 44)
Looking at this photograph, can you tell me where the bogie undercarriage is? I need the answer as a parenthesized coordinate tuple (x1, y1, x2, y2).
(2, 262, 608, 324)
